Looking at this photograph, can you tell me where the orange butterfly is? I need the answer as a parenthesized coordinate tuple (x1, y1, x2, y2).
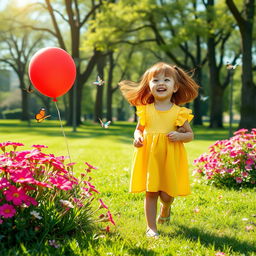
(35, 108, 51, 123)
(23, 84, 34, 94)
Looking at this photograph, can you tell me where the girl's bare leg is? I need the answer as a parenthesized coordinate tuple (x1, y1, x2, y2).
(159, 191, 174, 218)
(145, 191, 159, 232)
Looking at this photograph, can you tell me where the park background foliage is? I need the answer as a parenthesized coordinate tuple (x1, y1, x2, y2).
(0, 0, 255, 129)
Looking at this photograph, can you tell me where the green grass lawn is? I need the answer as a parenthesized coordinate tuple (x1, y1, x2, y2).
(0, 120, 255, 256)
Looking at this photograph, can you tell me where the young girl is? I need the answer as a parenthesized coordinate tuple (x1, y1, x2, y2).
(119, 62, 199, 237)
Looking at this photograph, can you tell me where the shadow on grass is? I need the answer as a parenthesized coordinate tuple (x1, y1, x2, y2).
(0, 120, 232, 142)
(162, 224, 255, 254)
(128, 247, 159, 256)
(0, 120, 135, 144)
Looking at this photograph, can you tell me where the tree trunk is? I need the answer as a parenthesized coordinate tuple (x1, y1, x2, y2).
(206, 0, 224, 128)
(208, 37, 224, 128)
(18, 73, 29, 121)
(94, 54, 106, 122)
(107, 52, 114, 121)
(209, 85, 224, 128)
(66, 52, 100, 126)
(226, 0, 256, 129)
(20, 84, 29, 121)
(239, 27, 256, 128)
(193, 66, 203, 125)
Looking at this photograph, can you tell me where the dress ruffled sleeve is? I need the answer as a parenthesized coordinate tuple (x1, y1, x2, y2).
(175, 107, 194, 126)
(136, 105, 146, 126)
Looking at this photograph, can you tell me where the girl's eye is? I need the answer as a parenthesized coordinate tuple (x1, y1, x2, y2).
(152, 79, 158, 82)
(165, 79, 170, 82)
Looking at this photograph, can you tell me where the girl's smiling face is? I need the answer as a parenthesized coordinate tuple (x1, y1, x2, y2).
(149, 72, 177, 101)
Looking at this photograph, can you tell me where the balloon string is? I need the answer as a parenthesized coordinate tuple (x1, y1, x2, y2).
(54, 101, 77, 199)
(54, 101, 72, 166)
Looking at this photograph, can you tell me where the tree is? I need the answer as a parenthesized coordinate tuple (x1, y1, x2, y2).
(86, 0, 209, 124)
(21, 0, 104, 125)
(203, 0, 240, 128)
(0, 25, 43, 121)
(226, 0, 256, 129)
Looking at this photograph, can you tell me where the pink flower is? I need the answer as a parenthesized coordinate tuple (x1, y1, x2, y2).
(232, 159, 240, 165)
(11, 142, 24, 150)
(101, 225, 110, 232)
(24, 195, 38, 206)
(215, 252, 225, 256)
(32, 144, 48, 149)
(99, 214, 105, 219)
(242, 172, 249, 177)
(233, 129, 248, 135)
(245, 165, 252, 171)
(0, 142, 24, 152)
(51, 161, 65, 171)
(81, 188, 92, 198)
(99, 199, 108, 209)
(49, 176, 73, 190)
(229, 151, 237, 157)
(235, 177, 243, 184)
(48, 239, 60, 248)
(0, 178, 10, 189)
(247, 143, 253, 148)
(66, 162, 76, 167)
(84, 181, 100, 193)
(107, 211, 116, 225)
(0, 142, 7, 152)
(194, 207, 200, 213)
(34, 181, 52, 188)
(22, 184, 36, 191)
(245, 225, 254, 231)
(3, 186, 28, 206)
(10, 169, 35, 184)
(0, 204, 16, 218)
(85, 162, 98, 172)
(246, 158, 254, 165)
(73, 197, 84, 207)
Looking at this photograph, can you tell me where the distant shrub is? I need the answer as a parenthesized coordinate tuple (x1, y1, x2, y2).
(193, 129, 256, 188)
(0, 142, 115, 248)
(2, 108, 22, 119)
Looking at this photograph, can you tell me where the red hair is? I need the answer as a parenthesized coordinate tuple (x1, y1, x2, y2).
(119, 62, 199, 106)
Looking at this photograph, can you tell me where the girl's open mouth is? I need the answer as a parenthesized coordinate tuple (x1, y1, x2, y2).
(156, 88, 167, 92)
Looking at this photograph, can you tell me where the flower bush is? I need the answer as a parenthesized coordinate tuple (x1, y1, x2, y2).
(0, 142, 115, 248)
(193, 129, 256, 188)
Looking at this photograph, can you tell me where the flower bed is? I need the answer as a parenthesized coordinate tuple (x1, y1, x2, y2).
(0, 142, 115, 248)
(193, 129, 256, 188)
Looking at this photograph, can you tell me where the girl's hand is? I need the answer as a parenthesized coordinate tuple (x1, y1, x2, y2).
(134, 134, 144, 147)
(166, 131, 182, 142)
(177, 126, 186, 133)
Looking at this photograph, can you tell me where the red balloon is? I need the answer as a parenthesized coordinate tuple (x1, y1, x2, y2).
(29, 47, 76, 100)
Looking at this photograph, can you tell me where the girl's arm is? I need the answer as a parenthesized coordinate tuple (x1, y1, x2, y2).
(167, 121, 194, 143)
(134, 121, 145, 147)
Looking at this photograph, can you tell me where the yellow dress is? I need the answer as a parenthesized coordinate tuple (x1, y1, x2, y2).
(130, 103, 193, 197)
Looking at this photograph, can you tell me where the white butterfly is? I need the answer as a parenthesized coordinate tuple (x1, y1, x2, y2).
(98, 118, 111, 128)
(93, 75, 105, 86)
(226, 63, 237, 70)
(200, 95, 209, 101)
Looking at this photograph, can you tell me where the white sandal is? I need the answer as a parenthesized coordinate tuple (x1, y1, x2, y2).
(146, 228, 159, 237)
